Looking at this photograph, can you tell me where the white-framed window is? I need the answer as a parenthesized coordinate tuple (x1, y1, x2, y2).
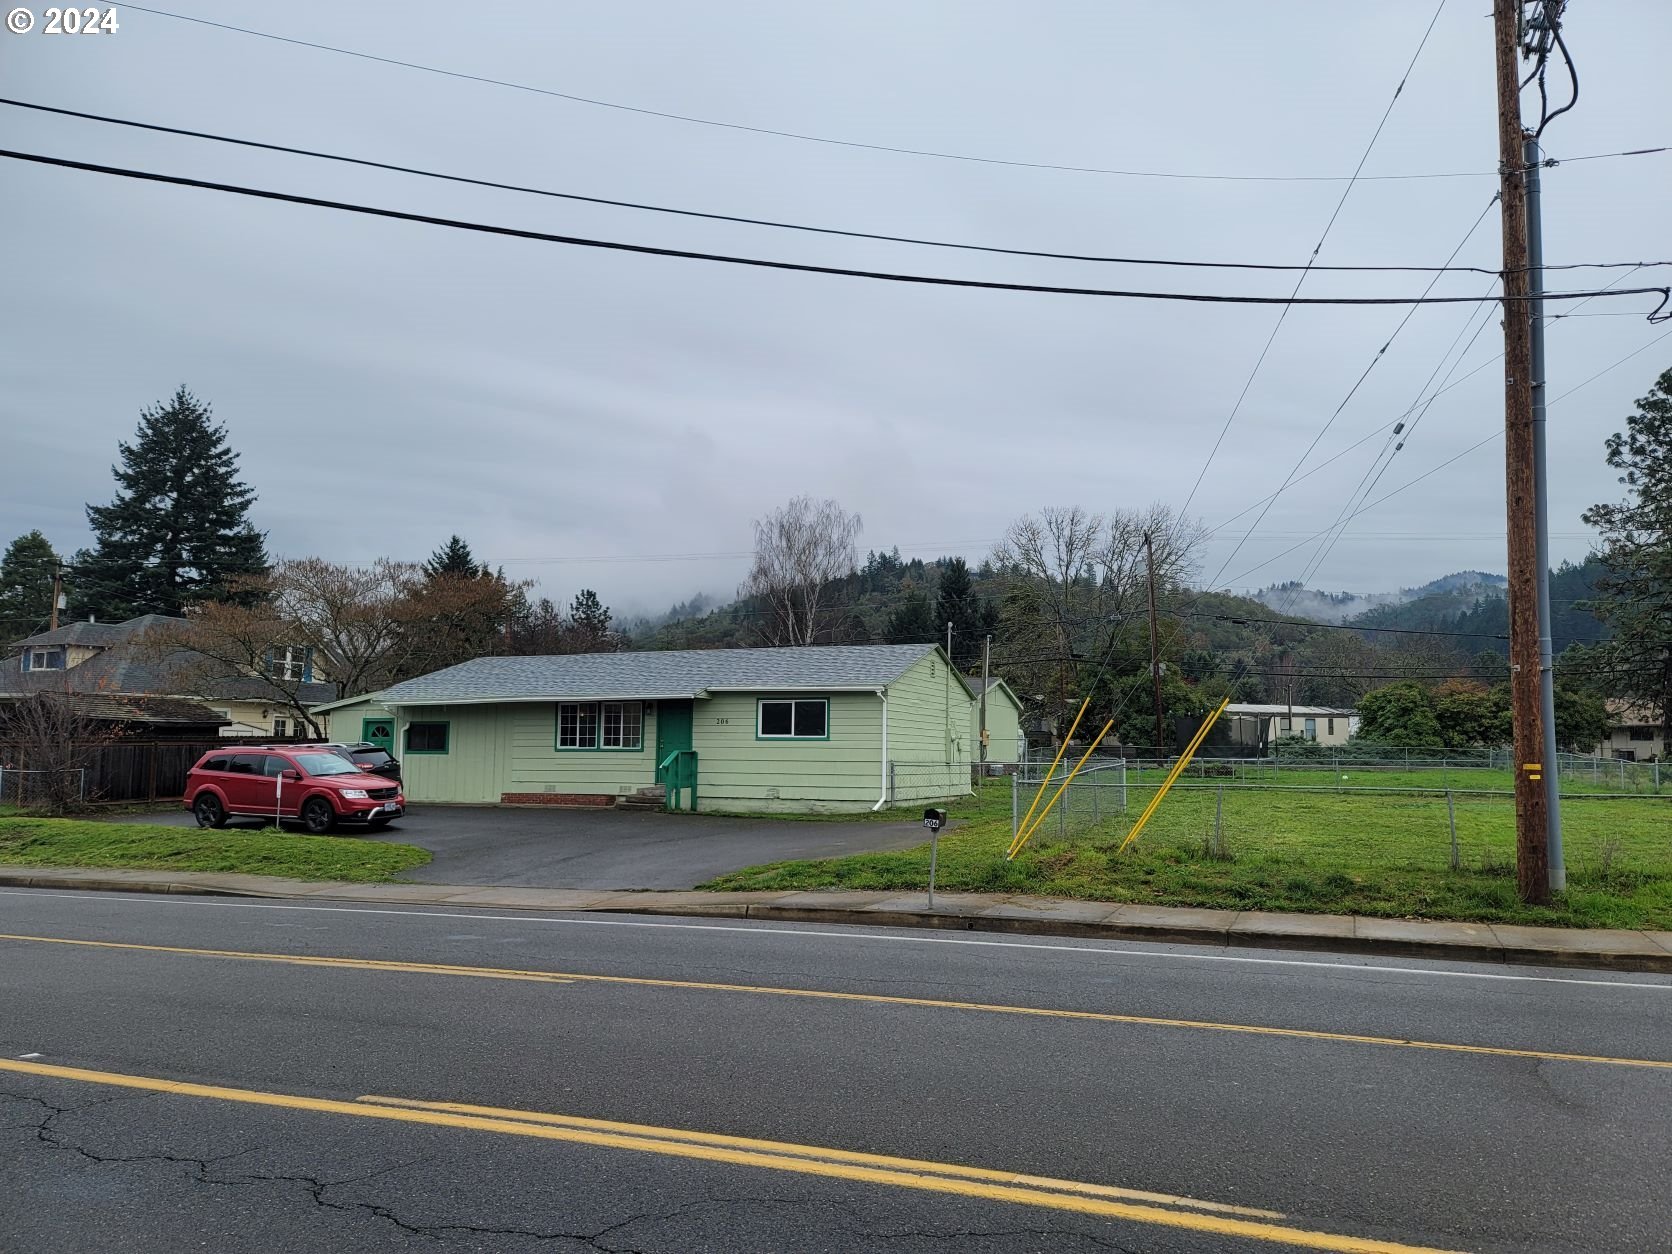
(27, 648, 64, 670)
(1304, 717, 1318, 741)
(268, 646, 308, 681)
(1279, 716, 1292, 733)
(757, 699, 829, 739)
(600, 701, 643, 749)
(557, 701, 643, 750)
(272, 717, 291, 738)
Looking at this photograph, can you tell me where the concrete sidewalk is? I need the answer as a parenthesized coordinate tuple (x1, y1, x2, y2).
(5, 863, 1671, 973)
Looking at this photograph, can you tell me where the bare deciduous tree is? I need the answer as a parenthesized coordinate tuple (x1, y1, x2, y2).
(741, 497, 863, 646)
(992, 503, 1205, 725)
(154, 558, 528, 734)
(0, 689, 115, 814)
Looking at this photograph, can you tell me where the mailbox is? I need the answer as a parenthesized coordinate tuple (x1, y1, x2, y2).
(922, 807, 947, 831)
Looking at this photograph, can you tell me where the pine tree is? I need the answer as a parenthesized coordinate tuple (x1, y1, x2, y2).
(933, 557, 998, 670)
(1581, 364, 1672, 740)
(568, 589, 615, 651)
(0, 530, 61, 641)
(425, 535, 485, 580)
(73, 387, 267, 620)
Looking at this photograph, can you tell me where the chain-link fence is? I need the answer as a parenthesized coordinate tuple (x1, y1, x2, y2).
(1004, 766, 1671, 885)
(0, 766, 87, 811)
(888, 761, 976, 805)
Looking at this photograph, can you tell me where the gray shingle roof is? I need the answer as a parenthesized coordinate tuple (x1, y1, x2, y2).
(0, 645, 337, 705)
(10, 613, 187, 649)
(375, 644, 941, 705)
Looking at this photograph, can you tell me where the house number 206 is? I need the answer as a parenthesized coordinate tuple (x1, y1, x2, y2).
(713, 718, 730, 725)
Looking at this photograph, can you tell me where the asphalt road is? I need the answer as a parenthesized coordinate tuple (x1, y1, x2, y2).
(3, 888, 1670, 1252)
(128, 805, 929, 888)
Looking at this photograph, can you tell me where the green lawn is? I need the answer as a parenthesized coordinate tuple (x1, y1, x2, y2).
(0, 817, 431, 883)
(703, 778, 1672, 930)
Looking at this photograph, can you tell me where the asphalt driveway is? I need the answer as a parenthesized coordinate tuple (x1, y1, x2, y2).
(130, 805, 930, 889)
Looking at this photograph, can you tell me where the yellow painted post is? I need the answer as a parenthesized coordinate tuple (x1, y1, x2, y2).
(1118, 698, 1230, 854)
(1007, 720, 1115, 860)
(1013, 697, 1089, 848)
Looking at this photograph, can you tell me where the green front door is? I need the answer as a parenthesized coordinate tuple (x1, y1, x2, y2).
(655, 700, 693, 776)
(363, 716, 395, 753)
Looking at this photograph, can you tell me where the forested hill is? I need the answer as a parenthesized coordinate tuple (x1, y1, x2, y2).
(1346, 557, 1608, 655)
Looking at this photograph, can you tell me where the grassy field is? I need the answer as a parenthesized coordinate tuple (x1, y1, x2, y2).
(704, 776, 1672, 929)
(0, 817, 431, 883)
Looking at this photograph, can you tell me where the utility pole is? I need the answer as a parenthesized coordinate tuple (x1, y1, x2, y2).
(49, 563, 63, 631)
(1144, 532, 1164, 752)
(1526, 130, 1564, 892)
(980, 634, 991, 764)
(1493, 0, 1550, 904)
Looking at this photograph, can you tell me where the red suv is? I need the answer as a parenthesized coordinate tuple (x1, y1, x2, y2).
(184, 746, 405, 834)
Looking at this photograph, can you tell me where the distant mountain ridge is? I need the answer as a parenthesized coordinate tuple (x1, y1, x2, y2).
(1249, 571, 1507, 625)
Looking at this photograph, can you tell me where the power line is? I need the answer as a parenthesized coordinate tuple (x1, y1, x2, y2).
(11, 148, 1669, 313)
(116, 3, 1572, 187)
(11, 98, 1664, 278)
(1180, 0, 1450, 518)
(1214, 190, 1501, 601)
(1289, 282, 1503, 597)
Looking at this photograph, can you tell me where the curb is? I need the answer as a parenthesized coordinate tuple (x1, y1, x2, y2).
(589, 902, 1672, 974)
(6, 872, 1670, 975)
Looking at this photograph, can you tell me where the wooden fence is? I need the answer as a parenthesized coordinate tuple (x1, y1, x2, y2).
(0, 737, 310, 806)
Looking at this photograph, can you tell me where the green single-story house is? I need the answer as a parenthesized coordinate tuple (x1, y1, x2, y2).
(965, 676, 1027, 763)
(312, 643, 977, 814)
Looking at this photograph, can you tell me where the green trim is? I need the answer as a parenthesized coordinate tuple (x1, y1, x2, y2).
(555, 700, 646, 752)
(755, 697, 832, 741)
(361, 716, 396, 752)
(404, 720, 450, 755)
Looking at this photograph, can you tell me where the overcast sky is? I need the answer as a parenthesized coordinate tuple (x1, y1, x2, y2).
(4, 1, 1669, 619)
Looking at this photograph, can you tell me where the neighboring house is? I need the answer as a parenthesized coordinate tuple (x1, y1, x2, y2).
(315, 643, 976, 813)
(0, 691, 231, 739)
(1225, 703, 1358, 747)
(963, 676, 1027, 763)
(1598, 701, 1665, 761)
(1, 615, 337, 739)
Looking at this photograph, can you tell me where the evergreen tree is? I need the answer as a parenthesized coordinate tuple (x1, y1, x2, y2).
(933, 557, 998, 670)
(425, 535, 485, 580)
(567, 589, 616, 651)
(884, 591, 938, 643)
(1581, 365, 1672, 741)
(0, 530, 61, 641)
(73, 387, 267, 619)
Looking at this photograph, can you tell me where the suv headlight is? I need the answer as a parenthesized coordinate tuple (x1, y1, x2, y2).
(340, 789, 369, 799)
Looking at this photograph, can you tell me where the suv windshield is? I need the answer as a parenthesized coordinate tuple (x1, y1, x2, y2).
(290, 752, 362, 777)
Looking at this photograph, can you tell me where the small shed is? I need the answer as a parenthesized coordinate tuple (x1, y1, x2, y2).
(964, 676, 1027, 763)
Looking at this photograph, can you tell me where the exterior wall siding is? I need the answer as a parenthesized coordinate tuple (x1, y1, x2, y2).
(885, 653, 975, 804)
(691, 691, 884, 813)
(505, 701, 660, 798)
(322, 698, 394, 744)
(395, 704, 514, 804)
(972, 691, 1025, 763)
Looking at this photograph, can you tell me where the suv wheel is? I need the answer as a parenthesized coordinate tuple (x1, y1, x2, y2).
(193, 793, 226, 829)
(300, 797, 336, 835)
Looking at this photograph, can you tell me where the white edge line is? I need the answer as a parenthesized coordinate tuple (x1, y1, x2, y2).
(4, 889, 1670, 992)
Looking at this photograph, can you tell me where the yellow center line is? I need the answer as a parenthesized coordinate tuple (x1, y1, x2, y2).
(357, 1094, 1284, 1219)
(0, 1057, 1460, 1253)
(3, 931, 1669, 1072)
